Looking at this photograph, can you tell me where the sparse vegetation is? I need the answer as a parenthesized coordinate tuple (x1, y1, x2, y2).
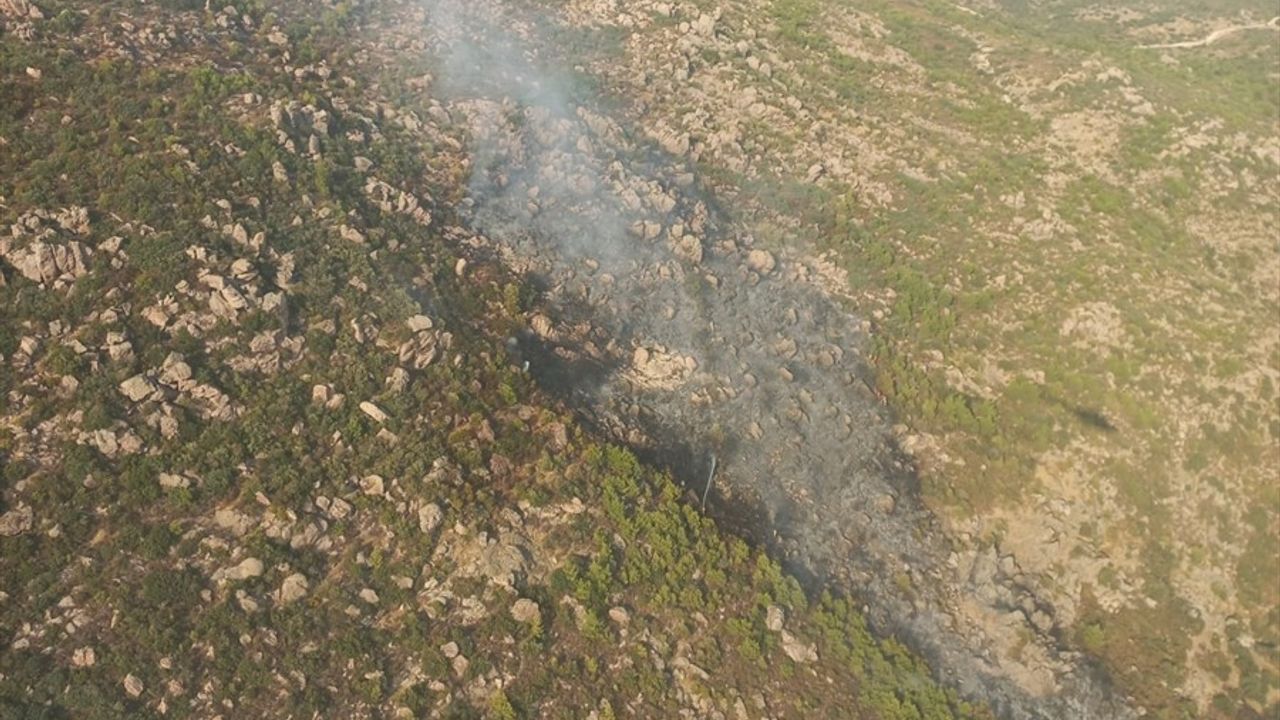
(0, 2, 992, 718)
(539, 0, 1279, 716)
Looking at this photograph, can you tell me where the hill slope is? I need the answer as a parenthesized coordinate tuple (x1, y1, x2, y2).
(0, 2, 983, 718)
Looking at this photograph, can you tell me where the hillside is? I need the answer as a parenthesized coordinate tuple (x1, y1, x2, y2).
(0, 2, 985, 718)
(502, 0, 1279, 716)
(1, 1, 1276, 719)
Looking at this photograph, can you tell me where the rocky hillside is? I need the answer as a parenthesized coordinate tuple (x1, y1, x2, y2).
(2, 1, 1276, 719)
(490, 0, 1279, 717)
(0, 2, 988, 719)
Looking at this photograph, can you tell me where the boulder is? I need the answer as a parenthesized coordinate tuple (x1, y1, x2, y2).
(417, 503, 443, 534)
(119, 375, 156, 402)
(766, 605, 784, 632)
(608, 606, 631, 626)
(781, 631, 817, 663)
(510, 598, 540, 624)
(406, 314, 433, 333)
(6, 241, 89, 284)
(872, 493, 896, 515)
(311, 384, 331, 405)
(216, 557, 264, 583)
(477, 542, 526, 588)
(386, 367, 410, 393)
(0, 505, 33, 536)
(692, 13, 717, 37)
(214, 507, 254, 536)
(158, 473, 191, 490)
(72, 646, 96, 668)
(671, 232, 703, 264)
(746, 249, 776, 275)
(327, 497, 353, 521)
(123, 674, 144, 698)
(360, 475, 385, 496)
(277, 573, 309, 604)
(160, 354, 192, 384)
(236, 589, 259, 613)
(359, 401, 389, 423)
(0, 0, 40, 20)
(970, 547, 998, 587)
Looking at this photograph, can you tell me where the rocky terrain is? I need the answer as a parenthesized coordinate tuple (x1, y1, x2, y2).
(421, 1, 1131, 717)
(1, 1, 1276, 719)
(0, 1, 988, 719)
(471, 0, 1278, 717)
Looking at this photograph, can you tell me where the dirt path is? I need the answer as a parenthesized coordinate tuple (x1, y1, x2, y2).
(1139, 16, 1279, 49)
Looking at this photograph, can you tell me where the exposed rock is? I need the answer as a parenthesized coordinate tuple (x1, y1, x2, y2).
(0, 0, 41, 20)
(364, 177, 431, 225)
(359, 401, 389, 423)
(970, 547, 999, 587)
(406, 314, 434, 333)
(4, 240, 90, 285)
(0, 506, 33, 537)
(119, 374, 157, 403)
(451, 654, 469, 678)
(529, 314, 555, 340)
(397, 329, 447, 369)
(652, 127, 690, 156)
(141, 303, 172, 328)
(230, 258, 257, 283)
(214, 507, 254, 536)
(185, 381, 237, 421)
(999, 554, 1018, 578)
(671, 231, 703, 264)
(478, 542, 526, 588)
(104, 332, 134, 362)
(454, 534, 529, 590)
(627, 345, 696, 389)
(765, 605, 784, 632)
(277, 573, 309, 604)
(339, 224, 365, 244)
(873, 493, 896, 514)
(215, 557, 265, 583)
(123, 674, 144, 698)
(746, 249, 776, 275)
(692, 12, 717, 37)
(274, 252, 296, 289)
(417, 502, 443, 534)
(510, 598, 540, 624)
(159, 354, 192, 384)
(780, 630, 817, 663)
(158, 472, 191, 490)
(72, 646, 96, 668)
(326, 497, 353, 521)
(311, 384, 331, 405)
(360, 474, 385, 496)
(386, 366, 410, 393)
(209, 283, 250, 318)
